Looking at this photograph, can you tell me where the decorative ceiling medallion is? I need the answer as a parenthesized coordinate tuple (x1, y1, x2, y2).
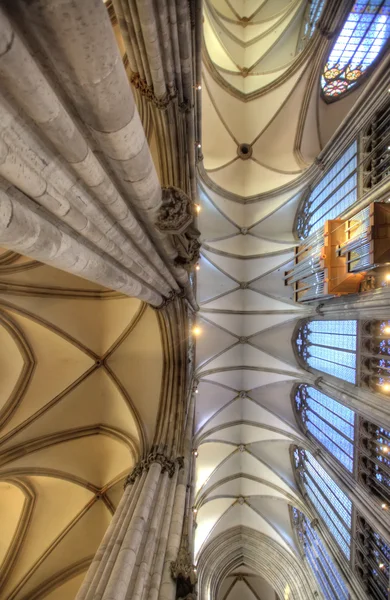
(237, 143, 253, 160)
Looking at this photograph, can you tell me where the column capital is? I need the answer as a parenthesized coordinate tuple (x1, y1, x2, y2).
(124, 452, 184, 487)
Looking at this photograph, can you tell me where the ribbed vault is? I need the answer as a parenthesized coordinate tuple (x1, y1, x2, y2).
(0, 247, 164, 599)
(194, 0, 380, 596)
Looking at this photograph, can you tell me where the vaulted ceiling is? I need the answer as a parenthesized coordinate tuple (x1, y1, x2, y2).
(0, 248, 163, 599)
(194, 1, 367, 598)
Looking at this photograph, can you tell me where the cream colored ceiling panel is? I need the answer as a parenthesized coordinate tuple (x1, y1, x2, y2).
(209, 158, 296, 197)
(221, 64, 291, 94)
(0, 294, 141, 356)
(198, 182, 245, 226)
(199, 398, 241, 433)
(106, 478, 126, 510)
(199, 308, 292, 336)
(247, 496, 298, 551)
(2, 436, 131, 488)
(250, 193, 303, 238)
(206, 476, 289, 500)
(202, 344, 298, 374)
(250, 318, 304, 368)
(0, 315, 25, 415)
(249, 259, 297, 302)
(0, 476, 94, 598)
(197, 255, 238, 303)
(201, 248, 291, 282)
(202, 86, 238, 171)
(203, 424, 290, 446)
(198, 191, 239, 241)
(204, 14, 239, 71)
(209, 234, 293, 256)
(1, 368, 140, 450)
(225, 579, 257, 600)
(249, 380, 297, 429)
(246, 575, 279, 600)
(0, 263, 104, 291)
(241, 398, 299, 434)
(202, 63, 306, 147)
(203, 368, 297, 390)
(196, 442, 236, 493)
(14, 500, 112, 600)
(106, 307, 162, 447)
(42, 573, 86, 600)
(195, 381, 238, 433)
(0, 481, 24, 568)
(205, 503, 292, 552)
(196, 317, 238, 367)
(210, 0, 237, 19)
(201, 291, 297, 314)
(249, 440, 297, 489)
(0, 312, 94, 437)
(195, 497, 234, 557)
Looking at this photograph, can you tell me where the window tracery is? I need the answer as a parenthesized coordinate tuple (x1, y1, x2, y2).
(295, 320, 357, 383)
(294, 448, 352, 558)
(355, 514, 390, 600)
(291, 507, 349, 600)
(321, 1, 390, 100)
(296, 142, 358, 239)
(293, 447, 390, 600)
(294, 384, 355, 472)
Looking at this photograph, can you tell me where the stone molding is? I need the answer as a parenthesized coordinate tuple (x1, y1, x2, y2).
(130, 72, 177, 110)
(124, 452, 184, 487)
(157, 187, 201, 271)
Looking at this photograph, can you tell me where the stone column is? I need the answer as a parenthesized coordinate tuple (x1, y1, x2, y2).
(0, 185, 162, 306)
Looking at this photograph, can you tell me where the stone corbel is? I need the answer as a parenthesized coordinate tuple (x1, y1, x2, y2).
(157, 187, 201, 271)
(171, 537, 197, 600)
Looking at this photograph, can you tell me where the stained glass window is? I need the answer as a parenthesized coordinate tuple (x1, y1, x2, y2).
(296, 143, 358, 239)
(358, 419, 390, 507)
(294, 448, 352, 558)
(295, 385, 355, 472)
(296, 320, 357, 383)
(321, 1, 390, 99)
(355, 514, 390, 600)
(298, 0, 325, 52)
(292, 508, 349, 600)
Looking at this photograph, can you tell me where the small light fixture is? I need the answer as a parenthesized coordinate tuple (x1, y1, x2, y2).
(195, 264, 200, 271)
(193, 449, 198, 457)
(381, 503, 388, 510)
(197, 142, 201, 149)
(382, 383, 390, 392)
(193, 567, 197, 573)
(384, 326, 390, 335)
(385, 273, 390, 281)
(382, 446, 389, 453)
(193, 507, 198, 514)
(195, 388, 199, 394)
(379, 563, 385, 569)
(192, 326, 201, 336)
(197, 84, 202, 90)
(195, 203, 201, 213)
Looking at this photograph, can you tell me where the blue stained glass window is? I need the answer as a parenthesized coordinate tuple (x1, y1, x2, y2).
(292, 508, 349, 600)
(296, 143, 357, 238)
(295, 385, 355, 472)
(296, 320, 357, 383)
(321, 1, 390, 98)
(294, 449, 352, 558)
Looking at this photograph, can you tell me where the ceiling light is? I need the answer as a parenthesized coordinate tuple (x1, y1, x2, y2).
(192, 326, 201, 336)
(385, 273, 390, 281)
(381, 503, 388, 510)
(195, 264, 200, 271)
(193, 507, 198, 514)
(383, 326, 390, 334)
(193, 449, 198, 457)
(382, 383, 390, 392)
(197, 142, 201, 149)
(195, 204, 201, 213)
(382, 446, 389, 453)
(197, 84, 202, 90)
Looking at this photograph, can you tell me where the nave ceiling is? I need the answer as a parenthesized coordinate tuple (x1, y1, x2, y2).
(194, 0, 389, 598)
(0, 248, 164, 599)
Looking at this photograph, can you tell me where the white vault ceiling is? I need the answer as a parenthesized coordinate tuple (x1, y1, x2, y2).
(0, 248, 163, 599)
(195, 1, 367, 597)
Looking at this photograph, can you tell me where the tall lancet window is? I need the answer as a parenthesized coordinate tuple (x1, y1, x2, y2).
(294, 448, 352, 558)
(296, 320, 357, 384)
(296, 142, 357, 239)
(292, 508, 349, 600)
(321, 1, 390, 99)
(294, 385, 355, 472)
